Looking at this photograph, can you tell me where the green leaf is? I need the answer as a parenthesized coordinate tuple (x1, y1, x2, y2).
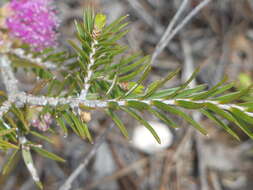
(68, 112, 93, 142)
(123, 65, 151, 97)
(11, 106, 29, 131)
(153, 101, 207, 135)
(120, 107, 161, 143)
(191, 76, 227, 100)
(213, 85, 252, 104)
(148, 108, 178, 128)
(32, 147, 65, 163)
(119, 64, 147, 82)
(82, 122, 93, 143)
(30, 131, 53, 144)
(204, 82, 234, 98)
(75, 20, 85, 36)
(63, 112, 80, 135)
(119, 53, 141, 67)
(56, 117, 68, 136)
(205, 103, 253, 138)
(2, 149, 19, 175)
(175, 84, 207, 98)
(22, 146, 43, 189)
(126, 101, 149, 110)
(83, 8, 95, 34)
(68, 112, 86, 139)
(142, 68, 180, 99)
(106, 109, 129, 138)
(147, 87, 179, 99)
(230, 107, 253, 125)
(205, 103, 235, 122)
(176, 100, 205, 109)
(12, 59, 43, 69)
(93, 58, 111, 69)
(0, 128, 16, 137)
(1, 117, 18, 142)
(119, 55, 150, 75)
(68, 40, 89, 62)
(0, 140, 19, 149)
(165, 67, 200, 99)
(108, 29, 129, 43)
(238, 101, 253, 108)
(201, 109, 240, 141)
(230, 112, 253, 139)
(103, 15, 128, 34)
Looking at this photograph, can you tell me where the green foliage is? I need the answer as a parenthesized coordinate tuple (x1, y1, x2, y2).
(1, 7, 253, 188)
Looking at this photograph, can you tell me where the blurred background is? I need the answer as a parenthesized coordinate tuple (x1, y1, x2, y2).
(1, 0, 253, 189)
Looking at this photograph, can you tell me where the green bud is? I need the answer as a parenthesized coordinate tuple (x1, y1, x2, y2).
(95, 13, 107, 30)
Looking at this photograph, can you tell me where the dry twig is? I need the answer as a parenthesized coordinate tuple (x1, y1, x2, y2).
(59, 124, 113, 190)
(152, 0, 212, 63)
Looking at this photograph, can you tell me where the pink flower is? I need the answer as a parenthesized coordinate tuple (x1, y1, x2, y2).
(31, 113, 52, 132)
(6, 0, 59, 51)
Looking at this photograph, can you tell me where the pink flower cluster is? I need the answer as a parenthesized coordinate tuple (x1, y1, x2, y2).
(6, 0, 59, 51)
(31, 113, 53, 132)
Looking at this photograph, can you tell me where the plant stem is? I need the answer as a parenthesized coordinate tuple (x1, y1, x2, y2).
(80, 39, 98, 99)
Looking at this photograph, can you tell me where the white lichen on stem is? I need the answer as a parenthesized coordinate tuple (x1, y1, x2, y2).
(0, 54, 41, 185)
(10, 48, 58, 69)
(0, 54, 19, 94)
(80, 39, 98, 99)
(0, 54, 252, 122)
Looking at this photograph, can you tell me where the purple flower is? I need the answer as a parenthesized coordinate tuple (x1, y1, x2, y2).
(6, 0, 59, 51)
(31, 113, 52, 132)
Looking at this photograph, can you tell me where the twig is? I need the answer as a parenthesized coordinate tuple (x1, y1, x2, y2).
(181, 36, 209, 190)
(210, 171, 223, 190)
(152, 0, 212, 63)
(159, 128, 193, 189)
(108, 142, 138, 189)
(86, 151, 168, 190)
(181, 33, 196, 88)
(0, 57, 251, 118)
(125, 0, 164, 35)
(1, 91, 252, 119)
(195, 133, 209, 190)
(86, 158, 147, 190)
(0, 54, 19, 95)
(9, 49, 58, 70)
(152, 0, 189, 63)
(0, 54, 41, 185)
(59, 124, 113, 190)
(212, 35, 230, 86)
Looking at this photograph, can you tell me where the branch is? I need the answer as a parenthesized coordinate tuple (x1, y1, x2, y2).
(0, 54, 19, 95)
(0, 54, 41, 186)
(10, 48, 58, 70)
(7, 93, 253, 118)
(125, 0, 164, 35)
(0, 54, 19, 117)
(0, 101, 12, 118)
(0, 53, 250, 119)
(152, 0, 211, 63)
(152, 0, 189, 63)
(181, 37, 209, 190)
